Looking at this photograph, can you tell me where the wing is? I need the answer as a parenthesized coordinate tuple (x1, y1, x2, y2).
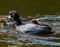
(16, 24, 45, 32)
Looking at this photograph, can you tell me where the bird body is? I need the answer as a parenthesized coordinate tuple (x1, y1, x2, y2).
(8, 10, 54, 34)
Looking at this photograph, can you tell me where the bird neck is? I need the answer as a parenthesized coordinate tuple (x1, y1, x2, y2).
(13, 17, 22, 25)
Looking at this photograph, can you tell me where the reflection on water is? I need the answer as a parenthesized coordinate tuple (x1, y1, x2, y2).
(0, 15, 60, 47)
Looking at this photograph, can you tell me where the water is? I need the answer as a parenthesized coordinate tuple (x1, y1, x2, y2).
(0, 15, 60, 47)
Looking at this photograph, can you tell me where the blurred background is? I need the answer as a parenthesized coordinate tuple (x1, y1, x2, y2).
(0, 0, 60, 16)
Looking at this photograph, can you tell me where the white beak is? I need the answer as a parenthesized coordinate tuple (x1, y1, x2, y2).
(8, 15, 11, 19)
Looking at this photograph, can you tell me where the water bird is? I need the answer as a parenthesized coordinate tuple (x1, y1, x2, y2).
(0, 18, 7, 28)
(8, 10, 54, 35)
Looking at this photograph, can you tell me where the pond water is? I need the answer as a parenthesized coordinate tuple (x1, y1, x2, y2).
(0, 15, 60, 47)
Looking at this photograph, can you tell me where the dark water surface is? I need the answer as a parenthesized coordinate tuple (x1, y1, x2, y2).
(0, 0, 60, 16)
(0, 15, 60, 47)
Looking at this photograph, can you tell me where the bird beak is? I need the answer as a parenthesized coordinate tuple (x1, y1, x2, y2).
(8, 15, 11, 19)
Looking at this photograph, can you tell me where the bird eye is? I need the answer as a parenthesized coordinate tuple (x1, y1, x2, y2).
(9, 12, 12, 15)
(9, 13, 13, 17)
